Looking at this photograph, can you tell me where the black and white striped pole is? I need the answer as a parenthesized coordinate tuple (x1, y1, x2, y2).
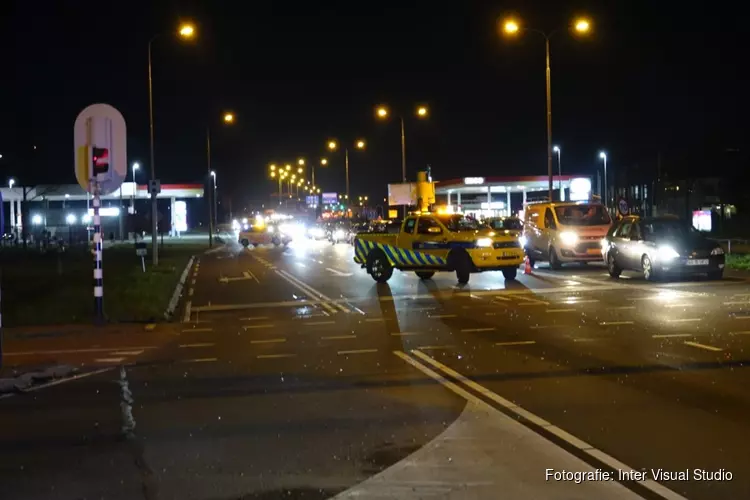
(74, 103, 127, 324)
(92, 178, 104, 321)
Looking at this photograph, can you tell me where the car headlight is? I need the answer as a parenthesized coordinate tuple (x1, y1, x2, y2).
(711, 247, 724, 256)
(267, 226, 275, 233)
(518, 235, 527, 248)
(559, 231, 578, 246)
(334, 229, 346, 239)
(476, 237, 493, 248)
(657, 245, 680, 260)
(242, 223, 249, 230)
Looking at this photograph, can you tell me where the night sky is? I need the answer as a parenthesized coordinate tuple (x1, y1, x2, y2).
(1, 1, 747, 209)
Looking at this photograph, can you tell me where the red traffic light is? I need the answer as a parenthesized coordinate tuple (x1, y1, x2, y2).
(92, 147, 109, 175)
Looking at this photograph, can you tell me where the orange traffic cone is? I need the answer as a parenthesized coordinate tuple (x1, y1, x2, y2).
(524, 256, 532, 275)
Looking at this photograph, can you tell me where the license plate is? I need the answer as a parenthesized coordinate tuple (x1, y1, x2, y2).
(502, 252, 509, 257)
(687, 259, 709, 266)
(586, 248, 600, 255)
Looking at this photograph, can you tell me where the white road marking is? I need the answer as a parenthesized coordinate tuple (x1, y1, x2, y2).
(684, 341, 723, 352)
(666, 318, 701, 323)
(560, 299, 600, 304)
(251, 338, 286, 344)
(484, 312, 497, 316)
(5, 346, 157, 357)
(303, 320, 336, 325)
(326, 267, 353, 277)
(257, 353, 296, 359)
(599, 321, 634, 326)
(653, 333, 692, 339)
(518, 302, 545, 306)
(179, 343, 215, 348)
(546, 308, 577, 313)
(402, 350, 688, 500)
(181, 327, 213, 333)
(390, 332, 422, 336)
(188, 287, 194, 296)
(182, 358, 218, 363)
(110, 350, 145, 356)
(730, 331, 750, 335)
(337, 349, 378, 355)
(529, 325, 557, 329)
(242, 324, 275, 330)
(491, 295, 510, 301)
(240, 316, 270, 321)
(514, 296, 550, 305)
(612, 305, 636, 310)
(95, 357, 126, 363)
(724, 301, 750, 306)
(460, 327, 496, 333)
(733, 315, 750, 320)
(495, 340, 536, 346)
(364, 318, 385, 322)
(276, 269, 348, 314)
(322, 335, 356, 340)
(428, 314, 457, 319)
(182, 300, 192, 323)
(417, 345, 455, 350)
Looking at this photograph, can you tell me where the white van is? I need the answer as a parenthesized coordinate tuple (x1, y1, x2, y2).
(522, 201, 612, 269)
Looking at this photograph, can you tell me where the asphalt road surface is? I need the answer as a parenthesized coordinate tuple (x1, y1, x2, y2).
(2, 235, 750, 499)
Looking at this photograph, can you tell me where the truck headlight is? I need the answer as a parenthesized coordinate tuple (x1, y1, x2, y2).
(559, 231, 578, 246)
(476, 237, 493, 248)
(334, 229, 346, 239)
(711, 247, 724, 255)
(267, 226, 275, 233)
(657, 245, 680, 260)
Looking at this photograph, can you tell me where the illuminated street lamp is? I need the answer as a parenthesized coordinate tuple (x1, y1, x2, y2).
(206, 111, 234, 247)
(326, 138, 366, 202)
(375, 104, 428, 183)
(500, 15, 592, 201)
(553, 146, 562, 193)
(147, 21, 197, 263)
(599, 151, 608, 208)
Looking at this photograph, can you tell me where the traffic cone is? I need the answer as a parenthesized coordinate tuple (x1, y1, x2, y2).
(524, 256, 532, 275)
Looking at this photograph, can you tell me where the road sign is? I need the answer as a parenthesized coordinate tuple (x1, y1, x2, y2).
(618, 197, 629, 216)
(74, 103, 126, 195)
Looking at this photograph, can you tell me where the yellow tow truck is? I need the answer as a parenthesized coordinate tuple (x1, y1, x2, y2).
(353, 212, 525, 284)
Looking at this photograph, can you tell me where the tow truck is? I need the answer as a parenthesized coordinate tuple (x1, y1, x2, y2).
(353, 172, 524, 284)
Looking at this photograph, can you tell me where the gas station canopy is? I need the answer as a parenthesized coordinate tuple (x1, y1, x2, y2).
(0, 182, 204, 202)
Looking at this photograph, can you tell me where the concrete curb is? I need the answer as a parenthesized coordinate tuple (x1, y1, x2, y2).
(164, 255, 195, 320)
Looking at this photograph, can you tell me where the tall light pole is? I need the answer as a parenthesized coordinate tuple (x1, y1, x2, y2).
(147, 22, 195, 264)
(553, 146, 562, 193)
(131, 162, 139, 211)
(375, 105, 428, 183)
(327, 139, 365, 202)
(317, 158, 328, 186)
(501, 16, 591, 202)
(205, 112, 234, 247)
(599, 151, 608, 208)
(211, 170, 217, 228)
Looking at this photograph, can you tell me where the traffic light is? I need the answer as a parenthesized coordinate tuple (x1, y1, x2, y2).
(92, 147, 109, 175)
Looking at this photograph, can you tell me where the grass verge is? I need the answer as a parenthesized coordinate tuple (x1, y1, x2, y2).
(0, 243, 202, 326)
(726, 254, 750, 271)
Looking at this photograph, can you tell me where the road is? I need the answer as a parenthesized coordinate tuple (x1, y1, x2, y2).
(1, 235, 749, 499)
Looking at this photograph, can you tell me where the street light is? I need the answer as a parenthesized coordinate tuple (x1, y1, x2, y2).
(147, 21, 197, 264)
(206, 111, 234, 247)
(500, 15, 592, 202)
(375, 103, 428, 183)
(599, 151, 608, 208)
(8, 178, 15, 188)
(326, 138, 366, 202)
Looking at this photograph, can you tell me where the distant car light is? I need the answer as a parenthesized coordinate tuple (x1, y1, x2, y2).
(334, 229, 346, 240)
(309, 227, 325, 238)
(657, 245, 680, 260)
(267, 226, 275, 233)
(241, 218, 248, 224)
(711, 247, 725, 255)
(559, 231, 579, 246)
(242, 223, 249, 230)
(476, 237, 493, 248)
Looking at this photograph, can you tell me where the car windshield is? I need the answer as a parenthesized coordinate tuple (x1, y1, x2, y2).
(438, 215, 485, 232)
(488, 218, 523, 230)
(554, 204, 611, 226)
(643, 219, 697, 240)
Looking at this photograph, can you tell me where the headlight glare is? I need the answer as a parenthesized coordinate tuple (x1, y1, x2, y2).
(657, 245, 680, 260)
(560, 231, 578, 246)
(476, 237, 493, 248)
(711, 247, 724, 256)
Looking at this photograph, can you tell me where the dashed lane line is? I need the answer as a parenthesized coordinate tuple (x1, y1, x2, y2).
(181, 327, 213, 333)
(665, 318, 701, 323)
(653, 333, 692, 339)
(322, 335, 356, 340)
(181, 358, 218, 363)
(243, 324, 275, 330)
(337, 349, 378, 355)
(303, 320, 336, 326)
(4, 346, 158, 357)
(428, 314, 457, 319)
(364, 318, 385, 322)
(250, 338, 286, 344)
(110, 350, 145, 356)
(95, 357, 126, 363)
(390, 332, 422, 337)
(257, 353, 296, 359)
(730, 331, 750, 335)
(546, 308, 577, 313)
(417, 345, 456, 350)
(179, 343, 215, 348)
(599, 321, 634, 326)
(495, 340, 536, 346)
(182, 301, 192, 323)
(460, 327, 496, 333)
(684, 341, 723, 352)
(240, 316, 270, 321)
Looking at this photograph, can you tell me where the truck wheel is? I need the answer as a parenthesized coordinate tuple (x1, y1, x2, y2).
(367, 249, 393, 283)
(415, 271, 435, 280)
(272, 237, 281, 247)
(455, 255, 471, 284)
(241, 239, 249, 247)
(502, 268, 517, 281)
(252, 242, 259, 248)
